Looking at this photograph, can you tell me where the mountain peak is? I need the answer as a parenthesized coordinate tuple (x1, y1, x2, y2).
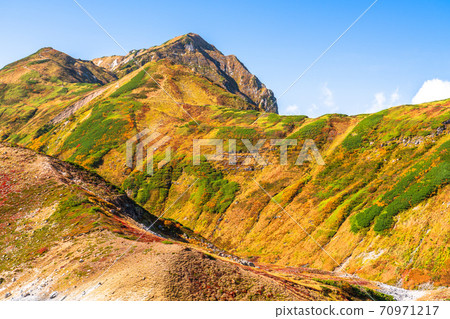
(0, 47, 116, 85)
(176, 32, 205, 42)
(91, 33, 278, 113)
(164, 32, 216, 52)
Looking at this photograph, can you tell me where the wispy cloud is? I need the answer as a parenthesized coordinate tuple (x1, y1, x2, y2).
(390, 88, 400, 105)
(307, 103, 319, 115)
(286, 104, 300, 115)
(321, 83, 337, 111)
(285, 83, 336, 116)
(368, 89, 400, 113)
(412, 79, 450, 104)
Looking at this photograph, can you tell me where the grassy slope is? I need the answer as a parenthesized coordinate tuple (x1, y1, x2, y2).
(1, 55, 449, 289)
(0, 144, 386, 301)
(0, 47, 118, 144)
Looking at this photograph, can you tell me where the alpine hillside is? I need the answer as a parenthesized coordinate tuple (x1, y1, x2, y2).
(0, 33, 449, 300)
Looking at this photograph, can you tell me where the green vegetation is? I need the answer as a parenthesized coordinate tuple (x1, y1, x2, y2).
(374, 161, 450, 232)
(34, 123, 54, 139)
(215, 126, 257, 140)
(288, 118, 327, 140)
(110, 69, 148, 98)
(123, 159, 186, 212)
(187, 160, 239, 214)
(28, 59, 50, 65)
(351, 205, 383, 232)
(123, 158, 239, 216)
(314, 279, 394, 301)
(342, 111, 386, 150)
(62, 99, 131, 167)
(215, 126, 260, 152)
(352, 143, 450, 233)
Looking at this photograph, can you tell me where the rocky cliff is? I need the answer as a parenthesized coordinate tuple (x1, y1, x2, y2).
(92, 33, 278, 113)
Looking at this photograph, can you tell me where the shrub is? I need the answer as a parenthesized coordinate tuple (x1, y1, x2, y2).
(373, 212, 394, 233)
(342, 111, 386, 150)
(215, 126, 257, 140)
(351, 205, 383, 232)
(110, 69, 147, 97)
(342, 134, 363, 150)
(28, 59, 50, 65)
(123, 159, 187, 213)
(62, 100, 129, 167)
(267, 113, 280, 123)
(288, 118, 327, 140)
(187, 160, 239, 214)
(34, 124, 54, 139)
(58, 87, 69, 94)
(374, 161, 450, 232)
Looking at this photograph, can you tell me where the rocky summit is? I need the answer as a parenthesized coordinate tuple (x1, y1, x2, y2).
(0, 33, 449, 301)
(92, 33, 278, 113)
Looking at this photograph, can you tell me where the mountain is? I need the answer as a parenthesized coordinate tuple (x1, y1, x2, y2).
(0, 47, 116, 86)
(0, 144, 390, 301)
(0, 33, 449, 299)
(0, 47, 117, 140)
(0, 34, 278, 146)
(92, 33, 278, 113)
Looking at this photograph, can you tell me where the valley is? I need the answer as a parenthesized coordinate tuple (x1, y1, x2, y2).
(0, 33, 448, 300)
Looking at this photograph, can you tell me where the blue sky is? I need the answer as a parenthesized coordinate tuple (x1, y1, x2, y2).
(1, 0, 450, 116)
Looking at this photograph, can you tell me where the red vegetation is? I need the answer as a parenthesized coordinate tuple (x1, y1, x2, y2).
(0, 172, 15, 206)
(37, 247, 49, 255)
(106, 216, 162, 243)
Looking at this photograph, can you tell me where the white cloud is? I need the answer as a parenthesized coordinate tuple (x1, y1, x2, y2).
(322, 83, 334, 107)
(412, 79, 450, 104)
(390, 88, 400, 105)
(286, 104, 300, 114)
(371, 92, 386, 112)
(284, 84, 338, 117)
(321, 83, 339, 112)
(368, 89, 400, 113)
(307, 103, 319, 115)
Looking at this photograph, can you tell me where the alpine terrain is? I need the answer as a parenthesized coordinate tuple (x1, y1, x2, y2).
(0, 33, 448, 301)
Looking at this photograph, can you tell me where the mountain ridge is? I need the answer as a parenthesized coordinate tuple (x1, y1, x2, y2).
(92, 33, 278, 113)
(0, 47, 117, 85)
(0, 143, 392, 301)
(0, 33, 449, 298)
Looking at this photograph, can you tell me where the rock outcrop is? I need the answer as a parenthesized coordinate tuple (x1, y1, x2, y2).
(92, 33, 278, 113)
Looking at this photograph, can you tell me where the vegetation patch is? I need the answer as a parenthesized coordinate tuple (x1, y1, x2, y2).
(62, 99, 130, 168)
(314, 279, 394, 301)
(110, 69, 148, 98)
(187, 160, 239, 214)
(342, 111, 386, 150)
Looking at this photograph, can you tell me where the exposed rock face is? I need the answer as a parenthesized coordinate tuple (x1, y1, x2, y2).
(92, 33, 278, 113)
(49, 87, 106, 124)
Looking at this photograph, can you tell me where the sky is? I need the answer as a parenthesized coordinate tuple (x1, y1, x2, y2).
(1, 0, 450, 116)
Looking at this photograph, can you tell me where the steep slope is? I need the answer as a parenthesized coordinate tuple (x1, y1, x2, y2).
(153, 103, 448, 290)
(92, 33, 278, 113)
(0, 48, 117, 143)
(0, 34, 278, 147)
(0, 144, 388, 301)
(0, 34, 448, 294)
(21, 85, 449, 291)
